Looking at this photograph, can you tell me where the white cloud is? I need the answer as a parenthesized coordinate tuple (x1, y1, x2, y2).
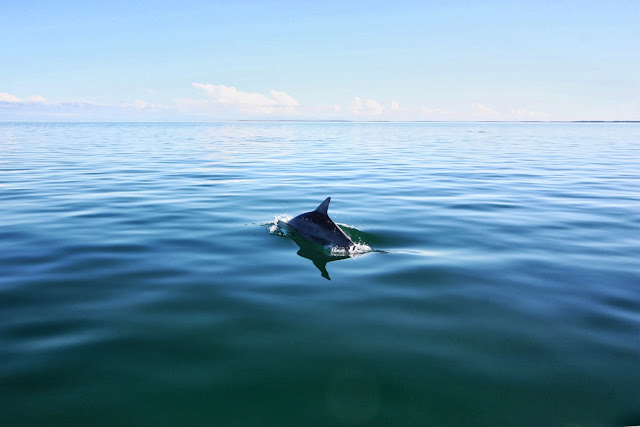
(471, 102, 501, 120)
(25, 95, 47, 103)
(269, 89, 299, 107)
(0, 91, 177, 121)
(131, 100, 149, 109)
(391, 100, 400, 111)
(191, 83, 300, 115)
(193, 83, 271, 106)
(0, 92, 22, 102)
(124, 99, 168, 110)
(0, 92, 48, 103)
(352, 97, 384, 116)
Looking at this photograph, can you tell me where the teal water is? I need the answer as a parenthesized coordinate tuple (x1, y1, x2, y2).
(1, 122, 639, 426)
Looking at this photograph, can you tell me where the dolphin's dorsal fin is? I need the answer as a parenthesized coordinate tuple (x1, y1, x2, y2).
(315, 197, 331, 215)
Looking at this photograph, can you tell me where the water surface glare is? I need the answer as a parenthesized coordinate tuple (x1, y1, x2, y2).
(1, 122, 639, 426)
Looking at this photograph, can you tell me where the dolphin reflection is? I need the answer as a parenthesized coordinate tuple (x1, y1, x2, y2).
(289, 232, 350, 280)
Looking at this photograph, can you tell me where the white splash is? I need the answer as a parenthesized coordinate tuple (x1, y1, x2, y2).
(328, 242, 371, 257)
(268, 214, 292, 234)
(268, 214, 372, 258)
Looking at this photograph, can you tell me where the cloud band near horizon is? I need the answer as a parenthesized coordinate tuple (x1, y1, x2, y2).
(0, 85, 570, 122)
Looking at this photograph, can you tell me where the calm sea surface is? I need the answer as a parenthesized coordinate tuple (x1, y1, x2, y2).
(1, 122, 639, 426)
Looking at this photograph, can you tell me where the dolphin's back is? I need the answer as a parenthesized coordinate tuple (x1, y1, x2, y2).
(288, 198, 354, 249)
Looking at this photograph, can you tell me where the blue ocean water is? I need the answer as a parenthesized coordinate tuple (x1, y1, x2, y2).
(1, 122, 639, 426)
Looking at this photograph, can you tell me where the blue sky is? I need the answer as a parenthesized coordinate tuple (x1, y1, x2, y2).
(1, 0, 638, 121)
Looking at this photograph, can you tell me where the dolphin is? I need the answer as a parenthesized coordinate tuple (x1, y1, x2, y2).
(288, 197, 355, 250)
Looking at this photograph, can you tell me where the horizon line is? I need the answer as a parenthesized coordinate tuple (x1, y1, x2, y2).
(1, 120, 638, 124)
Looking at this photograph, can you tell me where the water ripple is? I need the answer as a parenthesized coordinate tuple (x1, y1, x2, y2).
(1, 122, 639, 426)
